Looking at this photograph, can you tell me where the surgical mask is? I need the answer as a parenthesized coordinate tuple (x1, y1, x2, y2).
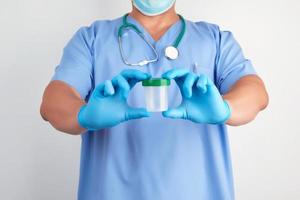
(133, 0, 176, 16)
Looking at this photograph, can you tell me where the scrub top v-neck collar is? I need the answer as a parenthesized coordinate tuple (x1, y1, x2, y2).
(125, 15, 184, 50)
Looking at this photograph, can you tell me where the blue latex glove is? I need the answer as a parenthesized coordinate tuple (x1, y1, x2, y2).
(78, 69, 151, 131)
(162, 69, 231, 124)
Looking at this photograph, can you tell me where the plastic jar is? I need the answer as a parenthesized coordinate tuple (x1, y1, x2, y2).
(142, 78, 171, 112)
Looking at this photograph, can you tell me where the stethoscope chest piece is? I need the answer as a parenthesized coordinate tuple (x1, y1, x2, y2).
(165, 46, 179, 60)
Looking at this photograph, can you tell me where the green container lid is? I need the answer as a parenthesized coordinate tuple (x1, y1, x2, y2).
(142, 78, 171, 87)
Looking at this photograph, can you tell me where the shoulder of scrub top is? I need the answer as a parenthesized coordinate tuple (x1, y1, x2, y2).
(189, 20, 224, 42)
(71, 17, 122, 45)
(190, 20, 240, 53)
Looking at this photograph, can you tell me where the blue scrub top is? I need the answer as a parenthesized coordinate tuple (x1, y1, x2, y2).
(52, 15, 256, 200)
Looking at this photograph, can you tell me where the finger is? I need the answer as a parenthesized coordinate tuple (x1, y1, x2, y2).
(121, 69, 151, 88)
(162, 107, 187, 119)
(162, 68, 190, 80)
(92, 82, 105, 97)
(182, 73, 198, 98)
(112, 75, 130, 98)
(205, 75, 215, 87)
(196, 74, 208, 94)
(103, 80, 115, 97)
(125, 107, 150, 121)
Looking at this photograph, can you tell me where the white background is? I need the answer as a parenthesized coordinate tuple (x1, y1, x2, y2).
(1, 0, 300, 199)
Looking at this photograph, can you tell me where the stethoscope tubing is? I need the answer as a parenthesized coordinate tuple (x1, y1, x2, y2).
(118, 13, 186, 66)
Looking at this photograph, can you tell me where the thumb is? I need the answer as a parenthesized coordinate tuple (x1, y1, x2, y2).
(125, 107, 150, 121)
(162, 107, 187, 119)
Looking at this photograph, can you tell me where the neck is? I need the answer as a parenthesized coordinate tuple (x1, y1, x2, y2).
(129, 6, 179, 41)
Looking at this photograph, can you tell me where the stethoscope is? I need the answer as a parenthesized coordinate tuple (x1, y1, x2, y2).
(118, 14, 186, 67)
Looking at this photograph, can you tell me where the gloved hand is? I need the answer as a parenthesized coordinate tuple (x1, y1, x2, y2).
(78, 69, 151, 131)
(162, 69, 231, 124)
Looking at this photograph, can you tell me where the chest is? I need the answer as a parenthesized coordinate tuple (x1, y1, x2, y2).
(93, 29, 217, 81)
(90, 27, 217, 107)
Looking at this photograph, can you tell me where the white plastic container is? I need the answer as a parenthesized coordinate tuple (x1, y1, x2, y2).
(142, 78, 171, 112)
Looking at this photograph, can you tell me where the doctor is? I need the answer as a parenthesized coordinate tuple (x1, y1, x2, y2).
(40, 0, 268, 199)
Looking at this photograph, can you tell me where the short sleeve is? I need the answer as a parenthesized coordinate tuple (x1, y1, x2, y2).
(52, 25, 95, 99)
(214, 26, 256, 94)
